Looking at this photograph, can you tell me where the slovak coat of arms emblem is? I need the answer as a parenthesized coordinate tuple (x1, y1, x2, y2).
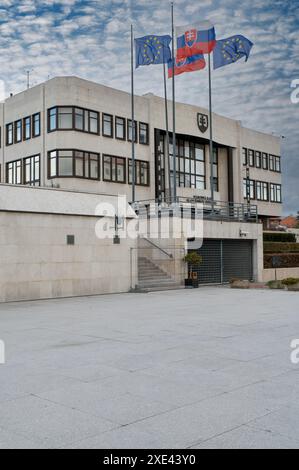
(185, 29, 197, 48)
(197, 113, 209, 133)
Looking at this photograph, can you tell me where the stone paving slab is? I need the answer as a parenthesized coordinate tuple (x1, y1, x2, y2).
(0, 287, 298, 449)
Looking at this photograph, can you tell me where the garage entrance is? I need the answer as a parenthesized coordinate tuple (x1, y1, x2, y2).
(191, 239, 253, 284)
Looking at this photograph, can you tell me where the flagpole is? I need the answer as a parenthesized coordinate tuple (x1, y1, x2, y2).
(163, 62, 172, 202)
(208, 52, 214, 206)
(171, 2, 177, 203)
(131, 24, 136, 203)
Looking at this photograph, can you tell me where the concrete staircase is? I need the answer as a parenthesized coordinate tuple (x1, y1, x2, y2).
(136, 257, 183, 292)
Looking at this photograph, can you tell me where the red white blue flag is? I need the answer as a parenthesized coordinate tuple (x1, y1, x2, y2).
(168, 54, 206, 78)
(176, 21, 216, 60)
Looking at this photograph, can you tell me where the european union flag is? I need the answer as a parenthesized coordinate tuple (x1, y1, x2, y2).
(213, 35, 253, 70)
(135, 35, 172, 68)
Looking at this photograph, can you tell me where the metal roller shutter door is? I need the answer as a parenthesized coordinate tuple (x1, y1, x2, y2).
(222, 240, 253, 283)
(191, 239, 253, 284)
(194, 240, 222, 284)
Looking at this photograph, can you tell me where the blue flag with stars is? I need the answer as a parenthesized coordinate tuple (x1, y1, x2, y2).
(135, 35, 172, 68)
(213, 35, 253, 70)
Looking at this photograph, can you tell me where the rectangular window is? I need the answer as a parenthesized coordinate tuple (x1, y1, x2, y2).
(102, 114, 113, 137)
(6, 123, 13, 146)
(269, 154, 274, 171)
(115, 117, 126, 140)
(271, 155, 281, 173)
(14, 119, 22, 143)
(262, 153, 268, 170)
(32, 113, 41, 137)
(48, 107, 99, 134)
(128, 159, 150, 186)
(255, 151, 262, 168)
(49, 150, 100, 179)
(49, 107, 57, 131)
(58, 107, 73, 129)
(213, 147, 219, 192)
(23, 116, 31, 140)
(248, 149, 255, 167)
(89, 111, 99, 134)
(139, 122, 149, 145)
(169, 138, 205, 190)
(6, 159, 22, 184)
(58, 150, 73, 176)
(256, 181, 268, 201)
(127, 120, 137, 142)
(24, 155, 40, 186)
(243, 178, 255, 200)
(242, 148, 247, 166)
(270, 183, 282, 203)
(74, 108, 84, 131)
(103, 155, 126, 183)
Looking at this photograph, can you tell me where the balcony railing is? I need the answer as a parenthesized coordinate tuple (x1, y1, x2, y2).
(131, 197, 258, 223)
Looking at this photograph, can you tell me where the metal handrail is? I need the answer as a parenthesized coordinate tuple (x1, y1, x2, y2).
(140, 237, 173, 259)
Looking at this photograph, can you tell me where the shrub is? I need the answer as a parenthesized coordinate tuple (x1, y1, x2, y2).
(264, 242, 299, 253)
(267, 280, 284, 289)
(183, 252, 203, 266)
(264, 253, 299, 269)
(263, 232, 296, 243)
(281, 278, 299, 286)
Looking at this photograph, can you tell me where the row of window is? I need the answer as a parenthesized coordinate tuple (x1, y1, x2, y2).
(243, 148, 281, 173)
(243, 179, 282, 203)
(4, 106, 150, 147)
(48, 150, 150, 186)
(48, 106, 149, 144)
(6, 114, 41, 146)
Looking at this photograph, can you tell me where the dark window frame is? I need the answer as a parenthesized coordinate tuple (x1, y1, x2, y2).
(139, 122, 149, 145)
(127, 119, 138, 143)
(6, 123, 13, 146)
(248, 149, 255, 167)
(171, 138, 206, 190)
(270, 183, 282, 203)
(24, 154, 41, 186)
(47, 106, 100, 135)
(102, 154, 126, 184)
(48, 149, 101, 180)
(255, 180, 269, 201)
(128, 159, 150, 187)
(255, 151, 262, 169)
(14, 119, 22, 144)
(242, 148, 248, 166)
(115, 116, 126, 141)
(6, 158, 23, 185)
(262, 152, 268, 170)
(102, 113, 114, 138)
(32, 112, 41, 138)
(23, 116, 31, 141)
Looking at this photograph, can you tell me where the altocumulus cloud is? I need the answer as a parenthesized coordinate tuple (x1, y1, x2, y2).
(0, 0, 298, 213)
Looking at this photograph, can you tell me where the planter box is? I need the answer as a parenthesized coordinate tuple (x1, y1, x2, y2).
(185, 279, 199, 288)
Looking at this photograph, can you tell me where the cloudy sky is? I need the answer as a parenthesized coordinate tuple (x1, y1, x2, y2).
(0, 0, 298, 214)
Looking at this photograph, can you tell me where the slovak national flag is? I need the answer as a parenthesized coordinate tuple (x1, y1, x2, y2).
(168, 54, 206, 78)
(176, 21, 216, 60)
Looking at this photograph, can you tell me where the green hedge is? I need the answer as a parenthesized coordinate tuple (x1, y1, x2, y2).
(263, 232, 296, 243)
(264, 242, 299, 253)
(264, 253, 299, 269)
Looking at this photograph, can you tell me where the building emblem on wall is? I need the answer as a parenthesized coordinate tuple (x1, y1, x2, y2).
(197, 113, 209, 133)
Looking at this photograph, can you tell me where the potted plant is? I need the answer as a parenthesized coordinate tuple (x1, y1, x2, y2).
(183, 251, 203, 288)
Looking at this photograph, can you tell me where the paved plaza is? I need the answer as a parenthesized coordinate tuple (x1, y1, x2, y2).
(0, 287, 299, 449)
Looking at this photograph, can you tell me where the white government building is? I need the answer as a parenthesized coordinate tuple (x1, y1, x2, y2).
(0, 76, 283, 302)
